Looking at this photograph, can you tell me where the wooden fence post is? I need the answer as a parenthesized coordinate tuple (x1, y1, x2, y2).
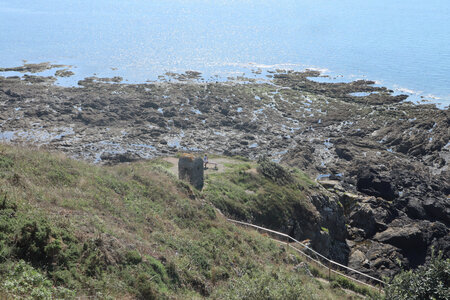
(328, 261, 331, 281)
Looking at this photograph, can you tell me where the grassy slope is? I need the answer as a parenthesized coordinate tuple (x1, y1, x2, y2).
(0, 144, 370, 299)
(203, 157, 319, 229)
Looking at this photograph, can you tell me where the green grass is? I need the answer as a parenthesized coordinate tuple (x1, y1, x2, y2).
(0, 144, 377, 299)
(203, 158, 319, 230)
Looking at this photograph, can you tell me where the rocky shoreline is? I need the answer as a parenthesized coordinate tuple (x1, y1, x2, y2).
(0, 66, 449, 279)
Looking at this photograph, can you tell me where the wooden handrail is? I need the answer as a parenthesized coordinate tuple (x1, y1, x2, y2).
(227, 218, 387, 288)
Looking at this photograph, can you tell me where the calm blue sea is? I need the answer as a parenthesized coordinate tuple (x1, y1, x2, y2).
(1, 0, 449, 107)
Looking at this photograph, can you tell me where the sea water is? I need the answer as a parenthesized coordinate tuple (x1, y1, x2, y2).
(0, 0, 449, 107)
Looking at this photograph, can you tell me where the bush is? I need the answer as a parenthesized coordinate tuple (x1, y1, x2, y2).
(125, 250, 142, 265)
(211, 266, 230, 284)
(136, 273, 159, 300)
(384, 250, 449, 300)
(166, 261, 180, 285)
(257, 156, 294, 185)
(0, 155, 14, 169)
(15, 219, 60, 265)
(331, 275, 374, 296)
(0, 260, 75, 299)
(216, 270, 311, 300)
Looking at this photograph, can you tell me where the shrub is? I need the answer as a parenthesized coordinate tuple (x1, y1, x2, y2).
(309, 266, 321, 278)
(0, 155, 14, 169)
(166, 261, 180, 285)
(211, 266, 230, 284)
(0, 260, 75, 299)
(331, 275, 373, 296)
(84, 249, 105, 278)
(15, 219, 60, 265)
(136, 273, 159, 300)
(147, 256, 167, 279)
(125, 250, 142, 265)
(216, 270, 311, 300)
(257, 156, 294, 185)
(384, 250, 449, 300)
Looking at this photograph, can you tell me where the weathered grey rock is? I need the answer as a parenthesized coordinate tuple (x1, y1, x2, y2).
(347, 240, 406, 279)
(423, 197, 450, 225)
(374, 225, 424, 249)
(356, 168, 396, 201)
(308, 192, 349, 263)
(349, 203, 377, 238)
(348, 249, 369, 269)
(335, 146, 353, 161)
(100, 151, 140, 164)
(178, 154, 204, 190)
(319, 180, 343, 191)
(406, 197, 427, 220)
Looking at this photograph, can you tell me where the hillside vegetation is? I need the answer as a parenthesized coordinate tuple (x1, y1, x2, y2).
(0, 144, 374, 299)
(204, 156, 317, 227)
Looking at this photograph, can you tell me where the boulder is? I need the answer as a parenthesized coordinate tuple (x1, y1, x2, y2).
(356, 168, 396, 201)
(423, 197, 450, 225)
(319, 180, 342, 190)
(406, 197, 427, 220)
(308, 192, 349, 263)
(349, 203, 377, 238)
(100, 151, 140, 164)
(335, 146, 353, 161)
(374, 225, 424, 249)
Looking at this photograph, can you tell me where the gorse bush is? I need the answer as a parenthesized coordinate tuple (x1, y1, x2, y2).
(136, 273, 159, 300)
(257, 156, 294, 185)
(16, 220, 61, 264)
(125, 250, 142, 265)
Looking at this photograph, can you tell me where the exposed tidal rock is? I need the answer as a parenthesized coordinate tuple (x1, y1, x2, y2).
(0, 62, 70, 73)
(100, 151, 141, 165)
(349, 203, 377, 238)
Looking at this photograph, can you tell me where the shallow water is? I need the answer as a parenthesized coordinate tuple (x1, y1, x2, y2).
(0, 0, 449, 107)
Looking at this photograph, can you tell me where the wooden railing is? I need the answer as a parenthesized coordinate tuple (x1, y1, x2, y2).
(227, 218, 387, 291)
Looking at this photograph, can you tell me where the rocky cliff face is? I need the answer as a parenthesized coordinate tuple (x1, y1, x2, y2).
(307, 191, 349, 264)
(282, 98, 449, 279)
(256, 157, 349, 264)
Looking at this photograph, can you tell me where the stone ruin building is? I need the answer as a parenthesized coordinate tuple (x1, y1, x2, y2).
(178, 153, 204, 190)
